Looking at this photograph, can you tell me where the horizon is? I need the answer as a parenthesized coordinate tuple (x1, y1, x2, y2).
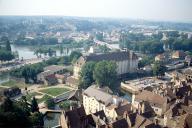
(0, 0, 192, 23)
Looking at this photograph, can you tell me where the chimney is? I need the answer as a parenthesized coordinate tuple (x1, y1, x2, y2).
(70, 106, 73, 110)
(126, 114, 132, 127)
(141, 102, 145, 114)
(103, 117, 106, 122)
(129, 50, 133, 60)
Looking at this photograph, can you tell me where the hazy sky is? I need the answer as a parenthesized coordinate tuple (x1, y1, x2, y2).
(0, 0, 192, 22)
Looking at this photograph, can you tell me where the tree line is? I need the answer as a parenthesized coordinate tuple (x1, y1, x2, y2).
(0, 38, 15, 61)
(10, 51, 82, 83)
(0, 96, 44, 127)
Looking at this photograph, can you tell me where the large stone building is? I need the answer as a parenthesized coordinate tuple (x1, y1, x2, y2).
(73, 51, 138, 78)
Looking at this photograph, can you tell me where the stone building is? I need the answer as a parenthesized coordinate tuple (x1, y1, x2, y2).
(73, 51, 138, 79)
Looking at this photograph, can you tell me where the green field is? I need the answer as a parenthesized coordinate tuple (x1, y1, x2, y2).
(1, 80, 27, 88)
(39, 87, 70, 96)
(25, 92, 43, 102)
(26, 92, 52, 103)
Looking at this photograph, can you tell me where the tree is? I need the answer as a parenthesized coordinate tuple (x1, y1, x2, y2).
(31, 97, 39, 113)
(69, 51, 82, 63)
(18, 96, 30, 116)
(96, 32, 104, 41)
(138, 56, 154, 69)
(80, 61, 96, 88)
(5, 40, 12, 51)
(93, 61, 117, 89)
(0, 50, 14, 61)
(152, 62, 167, 77)
(99, 45, 110, 53)
(45, 97, 55, 109)
(29, 112, 44, 127)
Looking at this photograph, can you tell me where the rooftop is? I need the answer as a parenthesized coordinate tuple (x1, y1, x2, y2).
(83, 85, 113, 105)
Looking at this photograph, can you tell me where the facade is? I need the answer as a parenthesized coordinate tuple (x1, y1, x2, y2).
(83, 85, 131, 121)
(73, 51, 138, 78)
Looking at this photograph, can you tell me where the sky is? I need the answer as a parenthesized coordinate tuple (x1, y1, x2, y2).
(0, 0, 192, 22)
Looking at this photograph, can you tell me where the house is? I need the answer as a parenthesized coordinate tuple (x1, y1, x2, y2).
(37, 65, 66, 84)
(44, 74, 58, 86)
(185, 55, 192, 66)
(155, 54, 166, 62)
(43, 65, 66, 74)
(133, 90, 167, 116)
(73, 51, 138, 78)
(61, 106, 108, 128)
(172, 50, 186, 60)
(125, 112, 157, 128)
(83, 85, 132, 121)
(65, 76, 79, 88)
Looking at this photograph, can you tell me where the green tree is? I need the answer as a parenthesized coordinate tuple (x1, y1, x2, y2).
(29, 112, 44, 127)
(69, 51, 82, 63)
(0, 50, 14, 61)
(152, 62, 167, 77)
(31, 97, 39, 113)
(5, 40, 12, 51)
(80, 61, 96, 88)
(99, 45, 110, 53)
(93, 61, 117, 89)
(45, 98, 55, 109)
(138, 56, 154, 69)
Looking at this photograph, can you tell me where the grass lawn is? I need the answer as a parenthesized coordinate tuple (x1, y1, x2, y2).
(1, 80, 27, 88)
(26, 92, 42, 102)
(26, 92, 52, 103)
(38, 94, 52, 103)
(39, 87, 70, 96)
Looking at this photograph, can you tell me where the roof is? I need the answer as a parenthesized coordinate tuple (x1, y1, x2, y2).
(45, 74, 58, 85)
(111, 118, 129, 128)
(155, 54, 165, 60)
(172, 50, 186, 59)
(44, 65, 65, 72)
(83, 86, 113, 105)
(128, 113, 154, 128)
(65, 106, 87, 128)
(135, 90, 167, 108)
(115, 103, 132, 117)
(184, 69, 192, 75)
(75, 51, 138, 66)
(66, 76, 79, 86)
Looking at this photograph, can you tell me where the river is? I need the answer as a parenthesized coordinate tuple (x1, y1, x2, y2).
(11, 44, 73, 59)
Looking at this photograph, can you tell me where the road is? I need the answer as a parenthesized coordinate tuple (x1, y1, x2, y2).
(0, 57, 49, 72)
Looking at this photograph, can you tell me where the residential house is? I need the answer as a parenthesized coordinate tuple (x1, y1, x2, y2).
(83, 85, 132, 121)
(133, 90, 168, 116)
(37, 65, 66, 85)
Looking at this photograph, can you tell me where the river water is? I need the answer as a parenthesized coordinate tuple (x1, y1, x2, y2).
(11, 44, 73, 59)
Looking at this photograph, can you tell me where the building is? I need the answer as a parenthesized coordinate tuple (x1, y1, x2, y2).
(37, 65, 66, 84)
(172, 50, 186, 60)
(155, 54, 166, 62)
(83, 85, 132, 121)
(133, 90, 168, 116)
(74, 51, 138, 78)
